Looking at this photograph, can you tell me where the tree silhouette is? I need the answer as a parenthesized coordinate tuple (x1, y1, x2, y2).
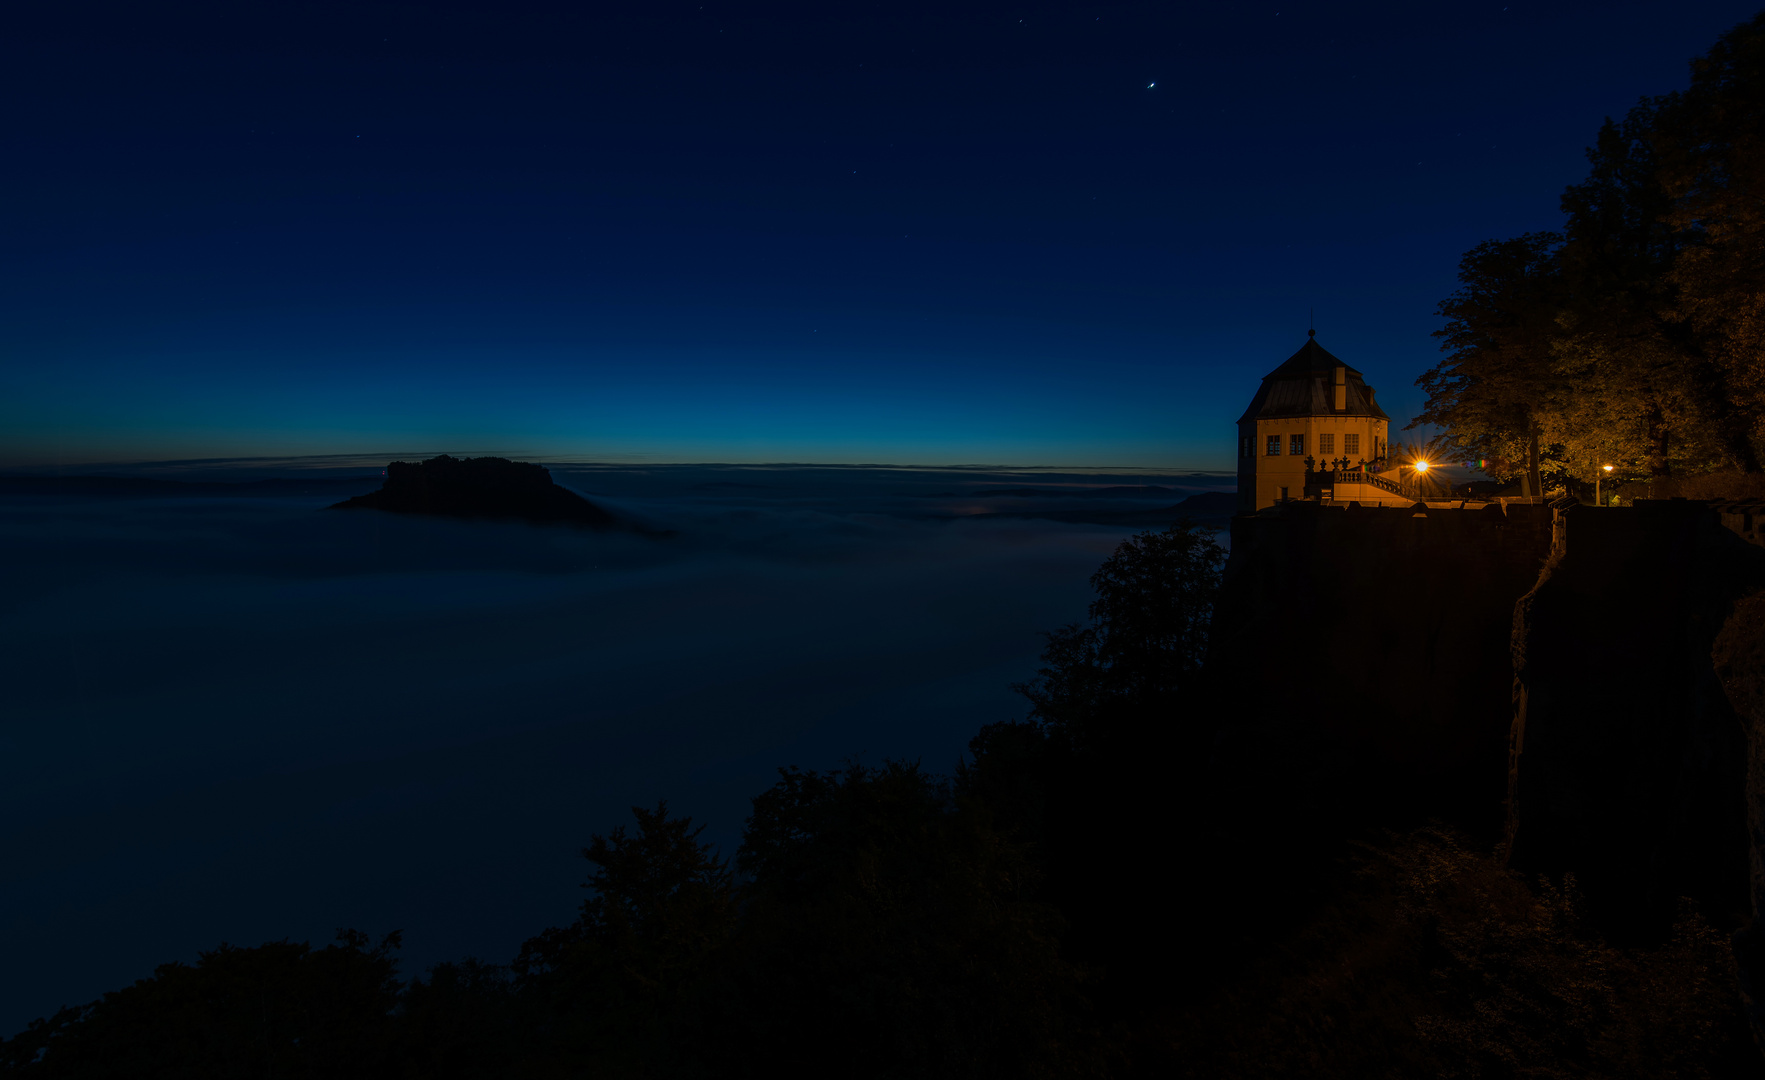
(958, 521, 1227, 1052)
(512, 801, 736, 1077)
(1011, 521, 1225, 752)
(1419, 14, 1765, 488)
(1, 931, 402, 1079)
(714, 762, 1104, 1078)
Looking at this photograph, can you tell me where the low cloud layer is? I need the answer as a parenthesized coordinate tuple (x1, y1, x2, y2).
(0, 464, 1227, 1032)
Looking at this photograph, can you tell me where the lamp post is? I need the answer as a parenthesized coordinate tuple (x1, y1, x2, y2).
(1598, 464, 1614, 506)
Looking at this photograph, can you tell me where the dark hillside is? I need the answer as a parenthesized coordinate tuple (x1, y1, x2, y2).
(8, 510, 1765, 1076)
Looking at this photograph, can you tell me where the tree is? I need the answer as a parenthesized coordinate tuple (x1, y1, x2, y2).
(512, 802, 736, 1077)
(1012, 520, 1225, 750)
(395, 959, 523, 1080)
(1416, 232, 1567, 485)
(1656, 12, 1765, 472)
(1420, 14, 1765, 486)
(959, 521, 1227, 1044)
(716, 762, 1103, 1078)
(1, 931, 403, 1079)
(1556, 105, 1742, 483)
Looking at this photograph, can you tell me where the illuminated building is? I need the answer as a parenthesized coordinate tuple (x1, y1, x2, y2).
(1235, 331, 1410, 512)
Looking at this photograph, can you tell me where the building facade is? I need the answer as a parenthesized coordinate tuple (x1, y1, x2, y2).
(1235, 332, 1396, 513)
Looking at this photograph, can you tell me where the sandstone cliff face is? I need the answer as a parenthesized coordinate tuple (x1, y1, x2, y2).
(1208, 496, 1765, 1061)
(1715, 578, 1765, 1049)
(1507, 500, 1764, 937)
(330, 455, 620, 528)
(1207, 500, 1553, 840)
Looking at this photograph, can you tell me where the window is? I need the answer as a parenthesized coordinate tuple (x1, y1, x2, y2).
(1241, 436, 1253, 458)
(1344, 433, 1360, 455)
(1280, 486, 1289, 501)
(1290, 434, 1304, 456)
(1266, 435, 1280, 455)
(1319, 433, 1335, 454)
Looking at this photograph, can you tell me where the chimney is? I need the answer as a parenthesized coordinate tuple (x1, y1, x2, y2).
(1333, 365, 1347, 412)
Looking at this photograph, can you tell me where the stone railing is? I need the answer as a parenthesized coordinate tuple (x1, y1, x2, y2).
(1310, 469, 1403, 495)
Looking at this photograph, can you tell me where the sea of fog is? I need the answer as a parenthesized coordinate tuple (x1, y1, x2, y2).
(0, 462, 1231, 1033)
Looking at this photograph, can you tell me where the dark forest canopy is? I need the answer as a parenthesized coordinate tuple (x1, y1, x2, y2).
(6, 518, 1753, 1077)
(1418, 12, 1765, 495)
(0, 523, 1225, 1079)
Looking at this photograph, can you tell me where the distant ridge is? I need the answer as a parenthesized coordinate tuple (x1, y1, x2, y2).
(330, 455, 622, 528)
(952, 489, 1237, 528)
(0, 475, 380, 498)
(931, 485, 1185, 500)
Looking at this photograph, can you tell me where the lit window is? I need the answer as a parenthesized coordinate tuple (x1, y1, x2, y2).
(1266, 435, 1280, 455)
(1319, 433, 1334, 454)
(1344, 433, 1360, 455)
(1290, 434, 1304, 456)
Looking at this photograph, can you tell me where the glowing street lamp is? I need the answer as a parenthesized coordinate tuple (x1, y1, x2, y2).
(1404, 458, 1431, 498)
(1598, 463, 1614, 506)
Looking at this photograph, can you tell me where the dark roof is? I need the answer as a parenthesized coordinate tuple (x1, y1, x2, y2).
(1236, 335, 1390, 423)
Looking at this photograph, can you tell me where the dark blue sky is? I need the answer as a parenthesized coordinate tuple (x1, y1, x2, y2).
(3, 0, 1758, 467)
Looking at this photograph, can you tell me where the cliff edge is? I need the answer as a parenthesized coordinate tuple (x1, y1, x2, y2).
(1507, 499, 1765, 938)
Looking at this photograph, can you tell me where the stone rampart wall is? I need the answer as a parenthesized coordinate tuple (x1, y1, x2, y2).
(1210, 494, 1765, 1044)
(1209, 500, 1553, 839)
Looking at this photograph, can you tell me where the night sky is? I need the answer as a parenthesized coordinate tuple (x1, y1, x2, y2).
(7, 0, 1765, 1041)
(6, 0, 1758, 469)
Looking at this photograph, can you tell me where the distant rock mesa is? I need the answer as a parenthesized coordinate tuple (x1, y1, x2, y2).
(330, 455, 619, 528)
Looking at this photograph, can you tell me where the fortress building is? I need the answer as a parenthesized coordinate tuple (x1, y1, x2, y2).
(1235, 331, 1408, 512)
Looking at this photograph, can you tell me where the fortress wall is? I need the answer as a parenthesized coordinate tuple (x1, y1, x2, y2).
(1207, 500, 1553, 840)
(1205, 496, 1765, 949)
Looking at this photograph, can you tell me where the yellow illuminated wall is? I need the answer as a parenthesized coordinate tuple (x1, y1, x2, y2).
(1236, 414, 1389, 512)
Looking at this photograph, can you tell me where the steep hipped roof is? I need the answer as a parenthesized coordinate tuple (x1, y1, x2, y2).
(1236, 334, 1390, 423)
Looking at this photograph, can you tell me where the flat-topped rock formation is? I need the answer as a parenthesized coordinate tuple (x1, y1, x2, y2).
(330, 455, 620, 528)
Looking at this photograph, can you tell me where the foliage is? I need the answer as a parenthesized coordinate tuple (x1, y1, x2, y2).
(1011, 521, 1225, 750)
(1420, 232, 1568, 479)
(1659, 13, 1765, 469)
(520, 801, 738, 977)
(0, 931, 403, 1079)
(963, 520, 1227, 1055)
(7, 511, 1757, 1076)
(511, 801, 737, 1077)
(718, 762, 1105, 1078)
(1420, 13, 1765, 486)
(394, 959, 523, 1080)
(1173, 828, 1749, 1079)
